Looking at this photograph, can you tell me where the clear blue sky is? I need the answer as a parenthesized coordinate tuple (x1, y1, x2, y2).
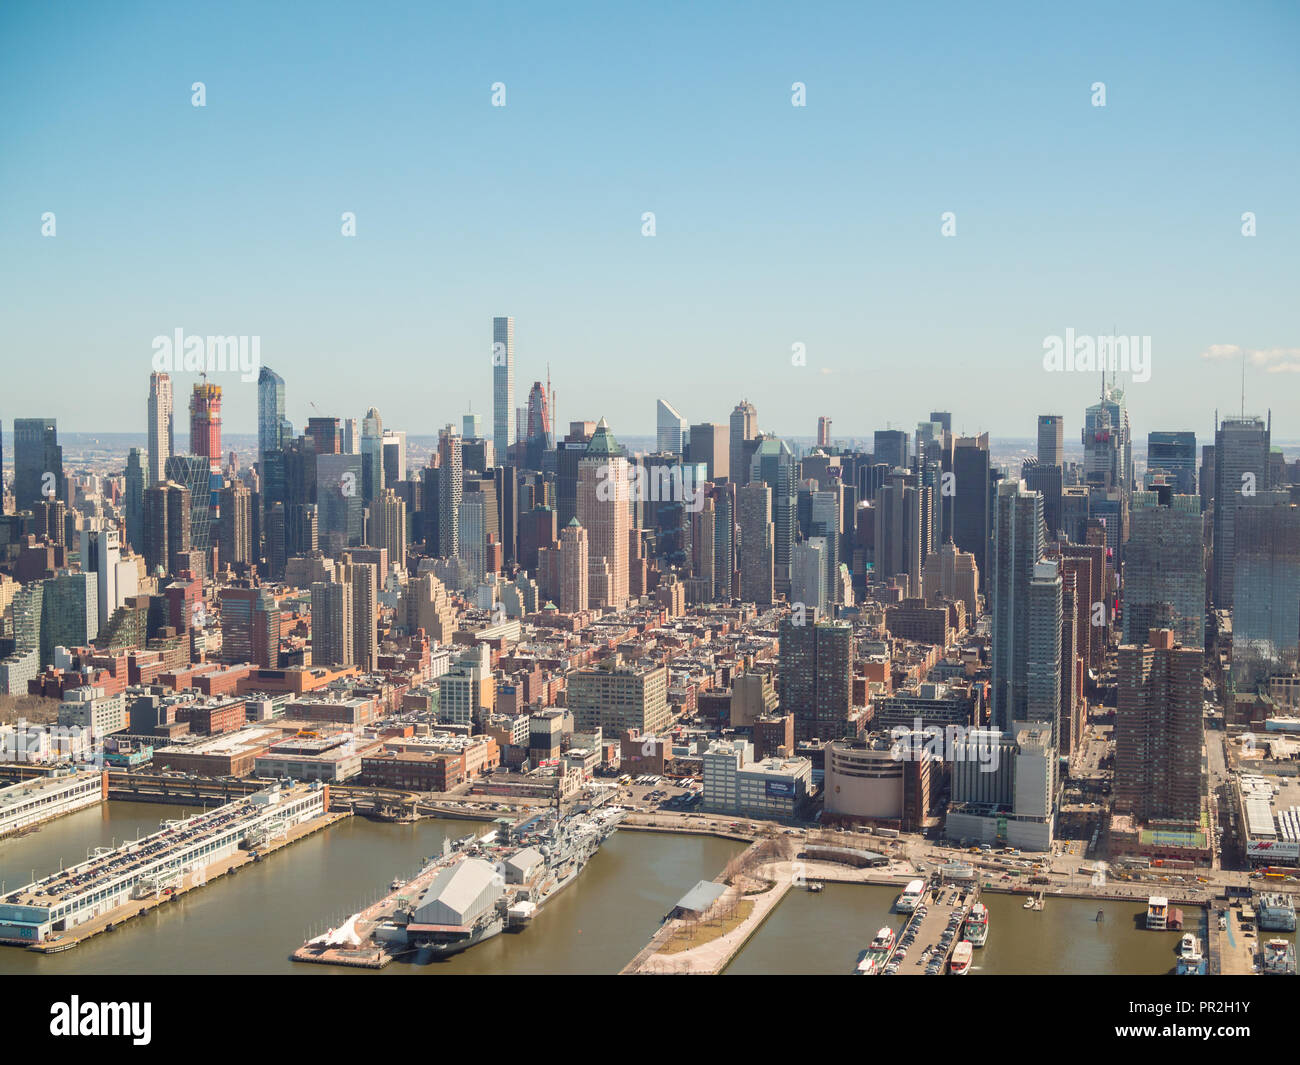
(2, 0, 1297, 448)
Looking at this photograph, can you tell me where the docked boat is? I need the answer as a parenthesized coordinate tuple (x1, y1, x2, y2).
(807, 882, 824, 893)
(855, 927, 896, 975)
(1146, 896, 1169, 931)
(963, 903, 989, 947)
(895, 879, 925, 913)
(1260, 938, 1297, 975)
(1175, 933, 1205, 975)
(949, 940, 973, 975)
(1257, 893, 1297, 932)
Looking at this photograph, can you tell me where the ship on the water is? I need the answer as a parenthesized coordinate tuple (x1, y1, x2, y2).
(1260, 938, 1297, 976)
(1256, 893, 1297, 932)
(895, 879, 925, 913)
(1175, 933, 1206, 975)
(963, 903, 989, 947)
(294, 804, 626, 967)
(406, 805, 626, 958)
(855, 926, 896, 975)
(949, 940, 973, 975)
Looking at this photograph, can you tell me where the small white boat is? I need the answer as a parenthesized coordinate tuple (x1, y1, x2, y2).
(807, 882, 824, 893)
(949, 941, 973, 975)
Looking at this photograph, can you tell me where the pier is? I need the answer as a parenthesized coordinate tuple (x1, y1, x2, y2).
(892, 880, 978, 976)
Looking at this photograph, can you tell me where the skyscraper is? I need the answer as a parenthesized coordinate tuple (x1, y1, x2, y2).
(736, 481, 774, 606)
(124, 448, 145, 551)
(13, 418, 64, 511)
(437, 425, 463, 560)
(493, 316, 515, 451)
(873, 429, 909, 472)
(656, 399, 687, 456)
(1026, 559, 1063, 748)
(1231, 502, 1300, 692)
(751, 437, 797, 595)
(189, 382, 222, 468)
(991, 480, 1046, 733)
(316, 452, 364, 556)
(257, 367, 286, 464)
(148, 372, 174, 485)
(1123, 487, 1205, 648)
(952, 434, 991, 578)
(310, 576, 355, 668)
(1115, 629, 1203, 823)
(686, 422, 729, 483)
(371, 488, 407, 571)
(817, 417, 832, 448)
(142, 481, 191, 577)
(1146, 430, 1197, 496)
(361, 407, 384, 504)
(1037, 415, 1064, 467)
(1212, 415, 1271, 608)
(779, 617, 853, 743)
(729, 401, 757, 487)
(558, 518, 590, 613)
(576, 419, 631, 609)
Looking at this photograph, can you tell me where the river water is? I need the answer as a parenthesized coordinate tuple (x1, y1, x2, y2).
(2, 804, 1291, 975)
(0, 803, 743, 975)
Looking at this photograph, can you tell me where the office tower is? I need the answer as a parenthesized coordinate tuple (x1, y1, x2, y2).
(1146, 431, 1197, 496)
(929, 411, 952, 435)
(1021, 458, 1064, 541)
(576, 419, 631, 609)
(124, 449, 145, 550)
(165, 454, 214, 558)
(736, 481, 774, 606)
(361, 408, 384, 504)
(686, 422, 729, 483)
(656, 399, 687, 456)
(310, 576, 354, 667)
(493, 316, 514, 451)
(689, 494, 717, 599)
(458, 491, 489, 581)
(809, 490, 843, 604)
(1232, 502, 1300, 692)
(371, 488, 406, 571)
(952, 434, 991, 577)
(778, 618, 853, 743)
(13, 418, 64, 511)
(189, 382, 222, 467)
(142, 481, 191, 577)
(710, 482, 738, 601)
(557, 421, 595, 527)
(873, 429, 909, 472)
(1123, 487, 1205, 648)
(41, 571, 99, 659)
(1200, 444, 1216, 513)
(147, 372, 174, 485)
(1083, 385, 1133, 496)
(316, 453, 364, 555)
(337, 417, 357, 454)
(519, 505, 557, 573)
(218, 479, 254, 567)
(305, 416, 341, 456)
(1058, 563, 1083, 757)
(461, 412, 481, 440)
(257, 367, 287, 463)
(521, 382, 554, 471)
(558, 518, 590, 613)
(874, 476, 923, 598)
(437, 425, 463, 560)
(80, 525, 121, 630)
(1037, 415, 1064, 467)
(342, 557, 378, 671)
(1115, 629, 1203, 823)
(729, 401, 758, 487)
(990, 480, 1045, 732)
(817, 417, 832, 448)
(751, 437, 796, 594)
(922, 541, 979, 618)
(382, 430, 406, 486)
(1026, 559, 1063, 749)
(219, 586, 281, 668)
(566, 661, 670, 737)
(1212, 415, 1271, 608)
(792, 538, 828, 617)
